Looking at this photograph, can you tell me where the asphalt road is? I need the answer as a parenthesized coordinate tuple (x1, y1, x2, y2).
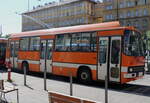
(0, 69, 150, 103)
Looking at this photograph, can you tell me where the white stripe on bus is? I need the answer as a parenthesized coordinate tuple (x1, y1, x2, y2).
(53, 62, 96, 70)
(121, 66, 128, 72)
(18, 60, 39, 64)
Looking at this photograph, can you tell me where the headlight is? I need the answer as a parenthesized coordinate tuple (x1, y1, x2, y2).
(129, 68, 133, 72)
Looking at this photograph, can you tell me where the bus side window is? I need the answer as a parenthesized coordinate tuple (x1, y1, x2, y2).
(99, 40, 107, 63)
(30, 37, 40, 51)
(55, 34, 71, 51)
(111, 40, 120, 64)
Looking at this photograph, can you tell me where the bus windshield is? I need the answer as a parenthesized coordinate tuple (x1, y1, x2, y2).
(123, 30, 144, 56)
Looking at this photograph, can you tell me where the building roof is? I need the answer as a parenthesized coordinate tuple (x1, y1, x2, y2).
(23, 0, 96, 14)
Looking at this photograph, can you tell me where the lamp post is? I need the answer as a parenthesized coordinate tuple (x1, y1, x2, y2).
(116, 0, 119, 20)
(27, 0, 41, 11)
(28, 0, 30, 11)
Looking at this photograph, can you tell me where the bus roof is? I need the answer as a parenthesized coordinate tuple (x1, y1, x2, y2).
(10, 21, 133, 38)
(0, 38, 8, 42)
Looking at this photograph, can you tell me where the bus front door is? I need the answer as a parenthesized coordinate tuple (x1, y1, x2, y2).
(40, 40, 53, 73)
(98, 36, 121, 82)
(10, 41, 19, 68)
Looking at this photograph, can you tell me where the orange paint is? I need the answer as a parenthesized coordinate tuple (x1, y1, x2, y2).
(52, 66, 78, 77)
(122, 54, 145, 67)
(18, 51, 40, 61)
(53, 52, 97, 65)
(121, 72, 143, 84)
(91, 70, 97, 80)
(40, 35, 55, 39)
(10, 38, 20, 41)
(29, 64, 40, 72)
(98, 29, 124, 36)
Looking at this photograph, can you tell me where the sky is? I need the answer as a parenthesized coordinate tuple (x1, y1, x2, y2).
(0, 0, 101, 35)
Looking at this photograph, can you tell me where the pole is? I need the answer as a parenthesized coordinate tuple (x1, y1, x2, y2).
(70, 73, 73, 96)
(28, 0, 30, 11)
(7, 61, 12, 82)
(105, 75, 108, 103)
(116, 0, 119, 21)
(44, 41, 47, 91)
(24, 65, 27, 86)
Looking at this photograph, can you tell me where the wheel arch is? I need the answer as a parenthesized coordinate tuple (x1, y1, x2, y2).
(77, 65, 92, 80)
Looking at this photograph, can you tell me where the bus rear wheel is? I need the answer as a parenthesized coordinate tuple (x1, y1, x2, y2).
(78, 69, 92, 83)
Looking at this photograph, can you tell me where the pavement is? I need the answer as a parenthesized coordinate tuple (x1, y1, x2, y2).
(0, 70, 150, 103)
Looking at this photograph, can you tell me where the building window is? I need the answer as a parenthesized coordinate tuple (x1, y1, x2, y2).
(30, 37, 40, 51)
(142, 19, 148, 28)
(105, 5, 113, 10)
(135, 10, 139, 16)
(131, 11, 134, 17)
(127, 11, 131, 17)
(119, 13, 123, 18)
(119, 2, 124, 8)
(143, 9, 148, 16)
(135, 1, 138, 6)
(20, 38, 29, 51)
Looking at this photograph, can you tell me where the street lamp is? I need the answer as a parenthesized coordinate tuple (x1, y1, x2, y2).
(15, 12, 50, 29)
(116, 0, 119, 20)
(28, 0, 41, 11)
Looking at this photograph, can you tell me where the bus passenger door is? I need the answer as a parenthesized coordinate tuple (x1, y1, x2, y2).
(98, 36, 121, 82)
(109, 37, 121, 82)
(98, 37, 109, 80)
(40, 40, 53, 73)
(10, 41, 19, 68)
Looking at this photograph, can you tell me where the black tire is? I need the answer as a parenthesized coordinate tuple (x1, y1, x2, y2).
(78, 69, 92, 83)
(22, 62, 29, 74)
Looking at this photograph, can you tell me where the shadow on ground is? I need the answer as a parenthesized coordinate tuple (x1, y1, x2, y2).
(6, 69, 150, 97)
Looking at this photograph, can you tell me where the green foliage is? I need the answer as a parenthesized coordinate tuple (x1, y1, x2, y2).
(0, 34, 10, 38)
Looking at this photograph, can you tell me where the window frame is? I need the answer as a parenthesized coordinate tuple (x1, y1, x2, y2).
(19, 37, 30, 51)
(29, 36, 40, 51)
(55, 32, 97, 52)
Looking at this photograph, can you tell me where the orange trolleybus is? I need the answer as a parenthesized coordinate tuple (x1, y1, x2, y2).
(0, 38, 7, 67)
(5, 21, 145, 84)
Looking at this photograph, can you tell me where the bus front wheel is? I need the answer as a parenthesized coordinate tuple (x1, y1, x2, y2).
(78, 68, 92, 83)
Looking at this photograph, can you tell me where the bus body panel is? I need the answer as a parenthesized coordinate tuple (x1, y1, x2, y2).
(53, 52, 97, 65)
(122, 54, 145, 67)
(18, 51, 40, 61)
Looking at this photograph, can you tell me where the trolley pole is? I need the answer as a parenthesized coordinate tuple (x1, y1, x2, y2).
(105, 75, 108, 103)
(70, 72, 73, 96)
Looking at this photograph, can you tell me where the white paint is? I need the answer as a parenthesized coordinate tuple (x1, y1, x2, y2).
(98, 37, 109, 80)
(53, 62, 96, 70)
(109, 36, 121, 82)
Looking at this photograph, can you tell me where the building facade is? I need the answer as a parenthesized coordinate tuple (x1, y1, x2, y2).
(22, 0, 103, 31)
(103, 0, 150, 33)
